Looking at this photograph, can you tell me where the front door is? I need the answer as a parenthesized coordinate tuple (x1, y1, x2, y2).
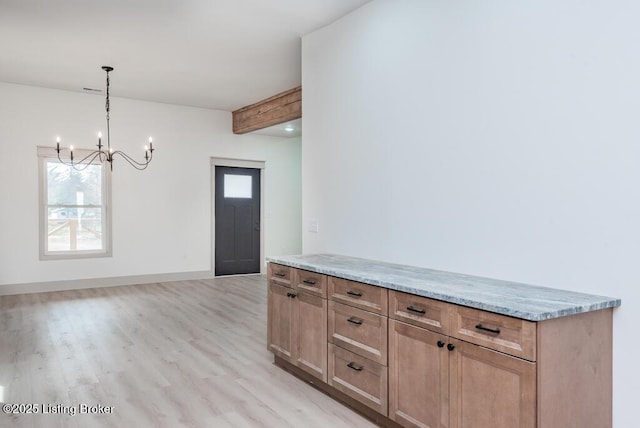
(215, 166, 261, 275)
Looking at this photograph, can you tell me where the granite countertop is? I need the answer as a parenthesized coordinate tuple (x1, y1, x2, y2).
(266, 254, 621, 321)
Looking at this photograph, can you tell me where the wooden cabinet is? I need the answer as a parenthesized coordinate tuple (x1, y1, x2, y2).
(267, 262, 615, 428)
(389, 319, 535, 428)
(327, 275, 389, 415)
(328, 344, 388, 415)
(389, 289, 537, 428)
(451, 306, 536, 361)
(295, 290, 327, 380)
(294, 269, 327, 297)
(390, 291, 451, 334)
(267, 264, 327, 381)
(267, 282, 295, 361)
(329, 276, 388, 315)
(389, 319, 449, 428)
(449, 337, 535, 428)
(328, 301, 388, 365)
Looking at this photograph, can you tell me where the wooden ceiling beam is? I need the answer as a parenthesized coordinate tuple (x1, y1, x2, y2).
(232, 86, 301, 134)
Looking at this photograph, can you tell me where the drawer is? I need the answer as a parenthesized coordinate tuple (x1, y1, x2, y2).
(451, 306, 537, 361)
(328, 344, 388, 416)
(293, 269, 327, 297)
(268, 263, 292, 287)
(329, 301, 388, 365)
(328, 276, 388, 315)
(389, 290, 451, 335)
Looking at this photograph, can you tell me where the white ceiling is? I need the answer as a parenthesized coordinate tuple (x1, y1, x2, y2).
(0, 0, 370, 111)
(254, 117, 301, 138)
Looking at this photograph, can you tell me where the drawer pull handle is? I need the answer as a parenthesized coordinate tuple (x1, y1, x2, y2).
(346, 290, 363, 297)
(447, 343, 455, 351)
(286, 292, 297, 299)
(475, 324, 501, 334)
(406, 305, 426, 314)
(302, 279, 317, 285)
(347, 317, 363, 325)
(437, 340, 445, 348)
(347, 362, 363, 371)
(274, 272, 286, 277)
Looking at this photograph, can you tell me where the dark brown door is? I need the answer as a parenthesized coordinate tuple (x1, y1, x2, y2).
(215, 166, 260, 275)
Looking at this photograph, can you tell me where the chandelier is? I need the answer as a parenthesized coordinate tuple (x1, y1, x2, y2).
(55, 66, 154, 171)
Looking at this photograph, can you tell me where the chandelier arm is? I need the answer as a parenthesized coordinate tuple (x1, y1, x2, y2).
(56, 151, 104, 171)
(56, 150, 75, 167)
(111, 151, 151, 170)
(76, 150, 105, 166)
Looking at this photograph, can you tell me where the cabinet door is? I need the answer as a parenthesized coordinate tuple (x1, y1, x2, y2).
(449, 338, 536, 428)
(267, 282, 296, 362)
(296, 291, 328, 381)
(389, 320, 449, 428)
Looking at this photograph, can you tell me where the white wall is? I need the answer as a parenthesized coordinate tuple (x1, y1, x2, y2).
(302, 0, 638, 424)
(0, 82, 301, 287)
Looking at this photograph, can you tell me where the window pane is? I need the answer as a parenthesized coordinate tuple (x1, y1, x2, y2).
(47, 207, 103, 251)
(224, 174, 252, 198)
(47, 161, 102, 205)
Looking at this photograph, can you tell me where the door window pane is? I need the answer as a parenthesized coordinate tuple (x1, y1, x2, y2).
(224, 174, 252, 198)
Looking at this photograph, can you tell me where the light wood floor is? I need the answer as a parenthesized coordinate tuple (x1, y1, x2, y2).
(0, 275, 375, 428)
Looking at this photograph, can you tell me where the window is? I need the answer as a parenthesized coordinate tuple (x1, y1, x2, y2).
(38, 147, 112, 259)
(224, 173, 252, 198)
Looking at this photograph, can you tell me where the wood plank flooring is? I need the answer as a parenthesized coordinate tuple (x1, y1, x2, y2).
(0, 275, 375, 428)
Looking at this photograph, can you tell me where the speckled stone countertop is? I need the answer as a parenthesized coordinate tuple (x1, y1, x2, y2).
(266, 254, 621, 321)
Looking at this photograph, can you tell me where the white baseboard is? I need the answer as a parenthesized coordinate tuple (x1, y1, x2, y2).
(0, 270, 214, 296)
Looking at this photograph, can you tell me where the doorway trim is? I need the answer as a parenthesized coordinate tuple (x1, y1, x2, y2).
(211, 157, 266, 275)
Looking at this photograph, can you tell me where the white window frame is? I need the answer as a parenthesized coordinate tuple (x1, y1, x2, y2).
(38, 146, 112, 260)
